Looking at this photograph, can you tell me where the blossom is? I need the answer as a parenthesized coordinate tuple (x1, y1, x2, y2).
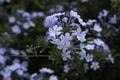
(93, 23, 102, 32)
(106, 54, 114, 63)
(10, 48, 20, 56)
(9, 62, 21, 71)
(77, 31, 86, 42)
(98, 9, 109, 21)
(78, 18, 86, 26)
(72, 27, 82, 36)
(62, 17, 68, 23)
(72, 27, 86, 42)
(49, 25, 62, 37)
(30, 73, 37, 80)
(80, 43, 85, 50)
(64, 64, 70, 73)
(22, 12, 30, 18)
(60, 33, 72, 42)
(109, 15, 117, 24)
(62, 50, 71, 61)
(0, 55, 5, 64)
(90, 62, 100, 71)
(93, 38, 104, 46)
(50, 33, 72, 51)
(86, 19, 96, 25)
(39, 68, 54, 74)
(44, 14, 58, 27)
(85, 44, 95, 50)
(70, 10, 80, 18)
(31, 12, 38, 18)
(28, 21, 35, 27)
(23, 22, 30, 29)
(37, 12, 45, 17)
(49, 75, 58, 80)
(11, 25, 21, 34)
(16, 69, 24, 75)
(85, 54, 94, 62)
(79, 49, 86, 60)
(0, 67, 12, 80)
(50, 38, 71, 51)
(57, 41, 71, 51)
(8, 16, 16, 23)
(0, 47, 6, 55)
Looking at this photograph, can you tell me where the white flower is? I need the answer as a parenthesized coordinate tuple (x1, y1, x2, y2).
(16, 69, 24, 75)
(23, 22, 30, 29)
(10, 48, 20, 56)
(62, 17, 68, 23)
(11, 25, 21, 34)
(90, 62, 100, 71)
(50, 38, 71, 51)
(98, 9, 109, 18)
(102, 44, 110, 52)
(60, 33, 72, 42)
(49, 75, 58, 80)
(109, 15, 117, 24)
(56, 5, 64, 12)
(106, 54, 114, 64)
(28, 21, 35, 27)
(9, 62, 20, 71)
(44, 15, 58, 27)
(52, 33, 72, 51)
(0, 55, 5, 64)
(8, 16, 16, 23)
(64, 64, 70, 73)
(37, 12, 45, 17)
(102, 9, 109, 17)
(0, 47, 6, 55)
(31, 12, 38, 18)
(85, 44, 95, 50)
(22, 12, 30, 18)
(53, 12, 65, 16)
(93, 23, 102, 32)
(77, 31, 86, 42)
(49, 25, 62, 37)
(93, 38, 104, 46)
(86, 19, 96, 25)
(70, 10, 80, 18)
(50, 33, 72, 51)
(85, 54, 94, 62)
(62, 50, 71, 61)
(70, 23, 80, 27)
(78, 18, 86, 26)
(72, 27, 82, 36)
(72, 27, 86, 42)
(57, 40, 71, 51)
(30, 73, 37, 80)
(79, 49, 86, 60)
(39, 68, 54, 74)
(0, 67, 12, 80)
(80, 43, 85, 49)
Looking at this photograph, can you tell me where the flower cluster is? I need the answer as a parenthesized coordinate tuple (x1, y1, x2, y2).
(1, 0, 119, 79)
(9, 10, 44, 35)
(30, 67, 58, 80)
(45, 10, 114, 73)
